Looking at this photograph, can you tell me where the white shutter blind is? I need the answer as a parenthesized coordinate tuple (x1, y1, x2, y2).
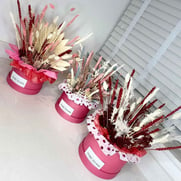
(99, 0, 181, 130)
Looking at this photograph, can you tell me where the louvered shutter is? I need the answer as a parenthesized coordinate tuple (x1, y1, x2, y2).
(98, 0, 181, 130)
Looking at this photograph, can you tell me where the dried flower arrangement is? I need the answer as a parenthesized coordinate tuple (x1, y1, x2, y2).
(87, 69, 181, 161)
(6, 0, 91, 84)
(59, 51, 123, 103)
(56, 51, 123, 123)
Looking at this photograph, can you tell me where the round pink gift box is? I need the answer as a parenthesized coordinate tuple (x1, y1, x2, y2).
(7, 68, 43, 95)
(79, 133, 126, 179)
(55, 91, 90, 123)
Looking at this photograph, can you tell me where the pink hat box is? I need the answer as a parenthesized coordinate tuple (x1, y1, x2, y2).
(55, 91, 90, 123)
(79, 133, 126, 179)
(55, 82, 97, 123)
(7, 68, 43, 95)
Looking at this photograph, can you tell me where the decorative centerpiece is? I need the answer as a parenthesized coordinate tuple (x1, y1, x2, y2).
(79, 70, 181, 179)
(6, 0, 91, 94)
(55, 51, 122, 123)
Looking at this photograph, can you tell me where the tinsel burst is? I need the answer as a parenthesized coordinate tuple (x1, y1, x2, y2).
(95, 69, 181, 155)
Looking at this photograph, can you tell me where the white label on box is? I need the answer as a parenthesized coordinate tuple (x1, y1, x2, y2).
(11, 71, 27, 88)
(59, 99, 74, 116)
(85, 147, 104, 170)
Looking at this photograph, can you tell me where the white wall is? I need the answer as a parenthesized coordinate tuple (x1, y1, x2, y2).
(0, 0, 130, 52)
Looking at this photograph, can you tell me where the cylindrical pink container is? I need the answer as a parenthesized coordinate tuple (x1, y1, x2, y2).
(55, 91, 90, 123)
(7, 68, 43, 95)
(79, 133, 126, 179)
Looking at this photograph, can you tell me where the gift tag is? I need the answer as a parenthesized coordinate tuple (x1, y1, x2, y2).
(11, 71, 27, 88)
(85, 147, 104, 170)
(59, 99, 74, 115)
